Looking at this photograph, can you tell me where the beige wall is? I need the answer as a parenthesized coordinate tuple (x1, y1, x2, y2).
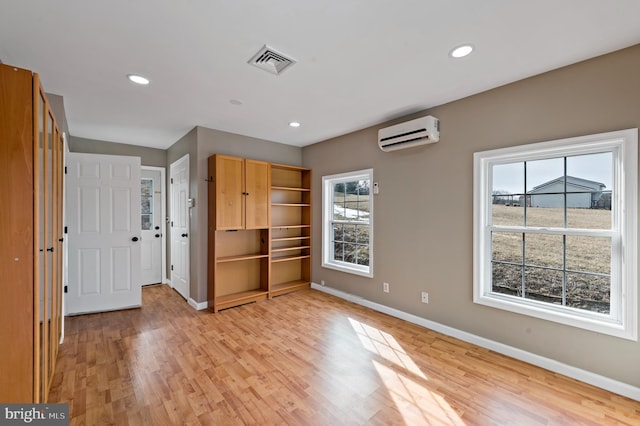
(302, 44, 640, 387)
(47, 93, 70, 142)
(69, 136, 167, 167)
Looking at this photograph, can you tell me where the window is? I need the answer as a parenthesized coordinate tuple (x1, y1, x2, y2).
(141, 178, 153, 230)
(473, 129, 637, 340)
(322, 169, 374, 277)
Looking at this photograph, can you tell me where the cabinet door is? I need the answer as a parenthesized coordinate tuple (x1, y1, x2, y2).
(215, 155, 244, 230)
(245, 159, 270, 229)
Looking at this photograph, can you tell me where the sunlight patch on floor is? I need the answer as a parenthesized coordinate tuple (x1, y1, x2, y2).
(349, 317, 464, 425)
(348, 317, 425, 379)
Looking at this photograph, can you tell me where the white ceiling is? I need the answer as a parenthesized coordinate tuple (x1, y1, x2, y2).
(1, 1, 639, 149)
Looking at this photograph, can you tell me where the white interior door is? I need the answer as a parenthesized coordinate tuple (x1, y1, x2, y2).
(66, 153, 141, 314)
(170, 154, 189, 300)
(140, 169, 163, 285)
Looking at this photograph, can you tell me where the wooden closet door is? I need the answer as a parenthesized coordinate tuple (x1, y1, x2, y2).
(244, 159, 270, 229)
(0, 65, 35, 403)
(215, 155, 244, 230)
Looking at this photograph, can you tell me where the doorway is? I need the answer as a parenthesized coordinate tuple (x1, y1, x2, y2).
(140, 167, 166, 286)
(170, 154, 190, 300)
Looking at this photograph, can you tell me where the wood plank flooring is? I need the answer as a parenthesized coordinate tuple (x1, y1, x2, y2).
(49, 285, 640, 425)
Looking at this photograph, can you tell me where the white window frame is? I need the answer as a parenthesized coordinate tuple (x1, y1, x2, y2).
(322, 169, 374, 278)
(473, 129, 637, 340)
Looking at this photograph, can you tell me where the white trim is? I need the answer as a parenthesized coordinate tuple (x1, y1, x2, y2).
(310, 282, 640, 402)
(322, 168, 374, 278)
(141, 165, 168, 285)
(189, 298, 208, 310)
(473, 128, 638, 340)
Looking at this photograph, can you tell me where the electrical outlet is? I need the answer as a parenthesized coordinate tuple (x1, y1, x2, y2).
(383, 282, 390, 293)
(421, 291, 429, 304)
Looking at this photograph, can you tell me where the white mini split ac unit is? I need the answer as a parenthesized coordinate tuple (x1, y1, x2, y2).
(377, 115, 440, 152)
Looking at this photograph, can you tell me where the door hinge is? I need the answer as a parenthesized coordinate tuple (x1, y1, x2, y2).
(64, 166, 67, 174)
(171, 221, 173, 227)
(64, 226, 68, 234)
(170, 178, 174, 184)
(171, 265, 174, 271)
(64, 285, 68, 293)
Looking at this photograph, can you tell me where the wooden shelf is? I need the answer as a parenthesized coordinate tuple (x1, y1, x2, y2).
(271, 246, 310, 253)
(271, 224, 310, 230)
(272, 203, 311, 207)
(271, 254, 311, 263)
(216, 253, 268, 263)
(272, 236, 311, 243)
(271, 280, 310, 297)
(215, 290, 268, 311)
(272, 186, 311, 192)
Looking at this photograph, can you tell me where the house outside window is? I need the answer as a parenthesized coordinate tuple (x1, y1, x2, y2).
(473, 129, 637, 340)
(322, 169, 374, 277)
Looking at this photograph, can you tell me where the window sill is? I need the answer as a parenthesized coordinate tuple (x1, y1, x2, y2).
(473, 291, 636, 341)
(322, 261, 373, 278)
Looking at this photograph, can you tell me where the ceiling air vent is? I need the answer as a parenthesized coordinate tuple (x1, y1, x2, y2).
(248, 45, 296, 75)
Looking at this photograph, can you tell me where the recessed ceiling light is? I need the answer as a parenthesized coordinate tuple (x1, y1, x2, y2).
(289, 122, 301, 128)
(450, 44, 474, 58)
(127, 74, 150, 85)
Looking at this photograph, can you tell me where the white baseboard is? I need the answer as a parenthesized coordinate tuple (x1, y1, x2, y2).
(311, 282, 640, 402)
(163, 278, 171, 286)
(189, 298, 208, 311)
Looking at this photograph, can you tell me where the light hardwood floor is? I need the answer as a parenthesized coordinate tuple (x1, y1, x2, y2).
(49, 285, 640, 425)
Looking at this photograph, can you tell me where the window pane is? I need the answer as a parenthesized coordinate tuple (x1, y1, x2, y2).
(492, 263, 522, 296)
(492, 204, 524, 227)
(344, 201, 366, 220)
(141, 178, 153, 230)
(524, 267, 563, 305)
(526, 158, 564, 227)
(526, 202, 564, 227)
(566, 273, 610, 314)
(526, 157, 564, 192)
(141, 214, 152, 231)
(525, 234, 563, 269)
(343, 224, 356, 243)
(333, 241, 344, 261)
(493, 162, 524, 195)
(567, 201, 611, 229)
(343, 243, 357, 263)
(566, 236, 610, 274)
(357, 245, 370, 266)
(356, 225, 369, 244)
(492, 232, 522, 264)
(492, 163, 525, 226)
(332, 224, 344, 241)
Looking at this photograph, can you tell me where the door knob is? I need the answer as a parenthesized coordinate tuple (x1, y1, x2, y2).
(132, 236, 139, 242)
(155, 226, 160, 230)
(155, 234, 161, 238)
(181, 233, 188, 238)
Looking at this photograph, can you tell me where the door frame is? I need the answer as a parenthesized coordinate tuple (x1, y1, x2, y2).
(141, 165, 167, 285)
(169, 154, 190, 300)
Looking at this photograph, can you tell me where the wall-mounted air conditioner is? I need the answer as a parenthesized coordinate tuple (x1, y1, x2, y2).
(378, 115, 440, 152)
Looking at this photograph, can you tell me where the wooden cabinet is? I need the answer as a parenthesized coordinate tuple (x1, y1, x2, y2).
(208, 155, 270, 312)
(0, 64, 63, 403)
(207, 156, 311, 312)
(212, 155, 269, 230)
(270, 164, 312, 297)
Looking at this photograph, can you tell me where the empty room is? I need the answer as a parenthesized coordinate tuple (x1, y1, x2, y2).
(1, 1, 640, 424)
